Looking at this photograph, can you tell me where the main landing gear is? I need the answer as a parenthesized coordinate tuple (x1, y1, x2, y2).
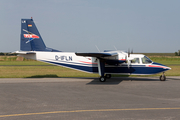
(99, 74, 111, 82)
(160, 72, 166, 81)
(99, 76, 106, 82)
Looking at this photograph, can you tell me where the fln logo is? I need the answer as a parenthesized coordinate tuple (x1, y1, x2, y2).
(23, 29, 39, 43)
(55, 55, 72, 61)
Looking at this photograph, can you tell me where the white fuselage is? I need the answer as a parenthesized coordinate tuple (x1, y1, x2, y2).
(18, 51, 171, 75)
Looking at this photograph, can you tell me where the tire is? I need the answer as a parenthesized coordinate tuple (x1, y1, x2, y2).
(160, 75, 166, 81)
(105, 74, 111, 79)
(99, 76, 106, 82)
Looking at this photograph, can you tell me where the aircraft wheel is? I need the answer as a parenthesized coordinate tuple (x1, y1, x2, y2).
(160, 75, 166, 81)
(105, 74, 111, 79)
(99, 76, 106, 82)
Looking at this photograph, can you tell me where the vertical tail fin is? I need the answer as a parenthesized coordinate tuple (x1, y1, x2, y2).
(21, 18, 61, 52)
(21, 18, 47, 51)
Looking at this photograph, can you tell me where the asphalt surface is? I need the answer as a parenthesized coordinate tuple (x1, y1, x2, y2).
(0, 77, 180, 120)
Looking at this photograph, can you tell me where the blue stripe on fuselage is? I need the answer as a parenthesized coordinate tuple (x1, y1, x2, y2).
(41, 60, 98, 73)
(152, 62, 167, 67)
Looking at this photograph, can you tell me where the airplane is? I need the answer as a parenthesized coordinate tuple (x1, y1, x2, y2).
(15, 18, 171, 82)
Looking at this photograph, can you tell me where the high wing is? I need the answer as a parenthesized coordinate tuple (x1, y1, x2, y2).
(75, 52, 126, 65)
(75, 52, 118, 57)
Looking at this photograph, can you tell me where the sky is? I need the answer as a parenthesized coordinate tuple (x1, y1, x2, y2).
(0, 0, 180, 53)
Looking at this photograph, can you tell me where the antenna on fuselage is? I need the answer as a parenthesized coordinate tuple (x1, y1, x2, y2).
(95, 45, 100, 52)
(113, 46, 117, 50)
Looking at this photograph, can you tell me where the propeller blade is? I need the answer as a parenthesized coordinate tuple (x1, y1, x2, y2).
(131, 49, 133, 54)
(128, 49, 130, 57)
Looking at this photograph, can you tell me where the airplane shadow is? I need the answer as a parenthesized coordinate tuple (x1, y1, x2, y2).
(25, 74, 163, 85)
(166, 77, 180, 81)
(86, 77, 160, 85)
(26, 74, 58, 78)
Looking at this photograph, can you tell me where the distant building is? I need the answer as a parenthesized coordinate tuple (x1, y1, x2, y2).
(178, 50, 180, 56)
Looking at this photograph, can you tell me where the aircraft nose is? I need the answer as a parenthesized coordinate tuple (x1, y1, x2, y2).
(164, 66, 171, 70)
(152, 62, 171, 70)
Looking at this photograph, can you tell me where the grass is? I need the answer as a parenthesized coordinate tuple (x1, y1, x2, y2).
(0, 61, 51, 66)
(149, 57, 180, 61)
(0, 55, 180, 78)
(149, 57, 180, 65)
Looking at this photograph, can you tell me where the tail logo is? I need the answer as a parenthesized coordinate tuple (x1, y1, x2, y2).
(23, 29, 39, 43)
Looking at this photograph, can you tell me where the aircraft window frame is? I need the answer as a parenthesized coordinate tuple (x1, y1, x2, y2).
(141, 56, 152, 64)
(130, 58, 140, 64)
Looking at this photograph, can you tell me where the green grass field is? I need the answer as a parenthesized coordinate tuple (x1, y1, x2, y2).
(0, 55, 180, 78)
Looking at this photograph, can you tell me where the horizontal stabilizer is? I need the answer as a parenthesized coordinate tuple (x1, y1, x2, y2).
(75, 52, 118, 57)
(14, 51, 36, 54)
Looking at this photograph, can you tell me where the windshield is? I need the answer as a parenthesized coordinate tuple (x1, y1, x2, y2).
(141, 56, 152, 64)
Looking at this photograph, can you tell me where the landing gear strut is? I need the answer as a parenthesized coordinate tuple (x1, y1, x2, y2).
(160, 72, 166, 81)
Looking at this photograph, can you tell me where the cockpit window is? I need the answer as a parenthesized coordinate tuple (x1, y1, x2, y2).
(131, 58, 140, 64)
(141, 56, 152, 64)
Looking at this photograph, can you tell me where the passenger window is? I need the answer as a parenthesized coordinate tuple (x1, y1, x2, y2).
(131, 58, 140, 64)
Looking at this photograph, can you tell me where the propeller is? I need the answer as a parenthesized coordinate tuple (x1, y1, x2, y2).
(127, 48, 133, 57)
(131, 49, 133, 54)
(127, 48, 133, 69)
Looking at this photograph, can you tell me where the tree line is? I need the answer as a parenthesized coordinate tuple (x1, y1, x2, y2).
(0, 52, 17, 56)
(175, 50, 180, 56)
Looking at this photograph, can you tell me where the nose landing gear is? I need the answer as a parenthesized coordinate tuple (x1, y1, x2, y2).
(160, 72, 166, 81)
